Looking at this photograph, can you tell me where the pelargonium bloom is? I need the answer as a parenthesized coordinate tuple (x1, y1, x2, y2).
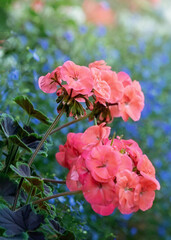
(38, 66, 61, 93)
(55, 133, 85, 169)
(89, 60, 111, 70)
(119, 80, 145, 121)
(56, 124, 160, 216)
(61, 60, 94, 97)
(85, 145, 120, 182)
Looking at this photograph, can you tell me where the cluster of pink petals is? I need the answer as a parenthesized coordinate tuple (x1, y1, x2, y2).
(39, 60, 144, 122)
(56, 124, 160, 216)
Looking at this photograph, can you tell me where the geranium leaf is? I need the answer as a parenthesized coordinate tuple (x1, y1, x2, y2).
(10, 162, 31, 177)
(14, 96, 51, 125)
(26, 177, 44, 191)
(0, 114, 48, 155)
(0, 174, 17, 205)
(9, 135, 32, 152)
(21, 133, 48, 156)
(0, 114, 28, 138)
(0, 233, 28, 240)
(49, 219, 65, 234)
(0, 205, 44, 236)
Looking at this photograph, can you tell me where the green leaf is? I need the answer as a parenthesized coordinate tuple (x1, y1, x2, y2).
(0, 205, 44, 236)
(0, 232, 28, 240)
(26, 177, 44, 192)
(10, 162, 31, 178)
(0, 114, 48, 156)
(9, 135, 32, 152)
(14, 96, 51, 125)
(0, 174, 18, 205)
(0, 114, 28, 138)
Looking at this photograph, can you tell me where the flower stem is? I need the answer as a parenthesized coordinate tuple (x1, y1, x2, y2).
(4, 145, 18, 174)
(28, 108, 64, 167)
(50, 113, 91, 136)
(32, 190, 82, 205)
(26, 185, 34, 204)
(42, 178, 66, 184)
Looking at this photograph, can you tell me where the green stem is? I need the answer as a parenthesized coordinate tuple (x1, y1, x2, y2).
(4, 144, 18, 174)
(28, 108, 65, 167)
(32, 190, 82, 205)
(26, 115, 31, 125)
(42, 178, 66, 184)
(50, 113, 91, 136)
(26, 185, 34, 204)
(12, 177, 24, 211)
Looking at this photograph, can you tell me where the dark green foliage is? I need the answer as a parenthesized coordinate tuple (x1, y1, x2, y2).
(0, 174, 17, 205)
(10, 162, 31, 177)
(0, 204, 44, 236)
(14, 96, 51, 125)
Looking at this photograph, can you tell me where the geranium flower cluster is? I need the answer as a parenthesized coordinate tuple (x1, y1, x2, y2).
(39, 60, 144, 123)
(56, 124, 160, 216)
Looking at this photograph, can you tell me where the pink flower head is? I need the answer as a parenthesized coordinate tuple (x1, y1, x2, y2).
(61, 61, 93, 97)
(137, 154, 156, 177)
(91, 68, 111, 105)
(85, 145, 120, 182)
(81, 123, 111, 149)
(89, 60, 111, 70)
(112, 138, 143, 166)
(91, 68, 123, 106)
(134, 183, 155, 211)
(119, 80, 145, 121)
(117, 71, 132, 88)
(82, 174, 116, 205)
(116, 170, 139, 214)
(55, 133, 84, 169)
(91, 202, 116, 216)
(66, 165, 82, 191)
(101, 70, 124, 104)
(38, 66, 61, 93)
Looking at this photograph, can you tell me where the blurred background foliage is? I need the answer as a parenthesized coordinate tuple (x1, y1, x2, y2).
(0, 0, 171, 239)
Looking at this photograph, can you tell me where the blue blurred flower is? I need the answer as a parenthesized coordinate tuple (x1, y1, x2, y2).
(138, 39, 146, 53)
(8, 69, 20, 81)
(18, 35, 28, 46)
(147, 136, 154, 147)
(95, 26, 107, 37)
(38, 38, 49, 50)
(130, 227, 137, 235)
(29, 49, 40, 62)
(68, 196, 76, 206)
(79, 25, 88, 34)
(24, 21, 35, 32)
(128, 45, 137, 54)
(63, 31, 74, 42)
(122, 213, 132, 221)
(158, 226, 166, 237)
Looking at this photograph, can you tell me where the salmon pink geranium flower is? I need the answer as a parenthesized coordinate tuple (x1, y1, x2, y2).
(38, 66, 61, 93)
(61, 60, 94, 97)
(55, 124, 160, 216)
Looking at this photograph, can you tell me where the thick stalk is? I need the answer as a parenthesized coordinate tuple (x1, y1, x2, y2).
(50, 113, 91, 136)
(25, 185, 34, 204)
(42, 178, 66, 184)
(28, 108, 64, 167)
(32, 190, 82, 205)
(4, 145, 18, 174)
